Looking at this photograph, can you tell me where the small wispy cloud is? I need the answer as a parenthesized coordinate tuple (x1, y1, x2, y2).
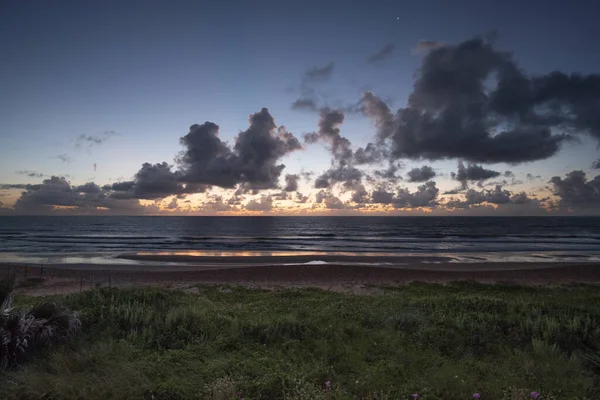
(56, 154, 73, 163)
(75, 130, 116, 149)
(367, 43, 395, 63)
(412, 39, 445, 54)
(304, 62, 334, 82)
(15, 170, 46, 178)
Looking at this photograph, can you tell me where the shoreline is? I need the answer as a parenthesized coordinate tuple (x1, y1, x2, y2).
(3, 261, 600, 296)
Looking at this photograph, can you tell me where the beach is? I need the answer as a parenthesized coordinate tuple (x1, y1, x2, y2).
(3, 216, 600, 295)
(4, 260, 600, 296)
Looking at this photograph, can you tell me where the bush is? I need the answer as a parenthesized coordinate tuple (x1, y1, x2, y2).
(0, 278, 81, 370)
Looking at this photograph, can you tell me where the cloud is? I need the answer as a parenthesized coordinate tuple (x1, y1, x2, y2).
(527, 173, 542, 181)
(371, 188, 395, 204)
(373, 161, 403, 183)
(75, 131, 116, 149)
(313, 166, 362, 190)
(9, 176, 157, 215)
(107, 162, 200, 200)
(271, 191, 289, 201)
(283, 174, 300, 192)
(350, 184, 369, 204)
(367, 43, 394, 63)
(412, 39, 445, 53)
(353, 143, 384, 165)
(15, 170, 46, 178)
(295, 192, 309, 203)
(245, 195, 273, 212)
(178, 108, 301, 191)
(315, 190, 347, 209)
(303, 108, 366, 190)
(550, 170, 600, 209)
(304, 62, 334, 82)
(371, 181, 439, 208)
(166, 197, 178, 210)
(446, 185, 536, 208)
(504, 171, 515, 178)
(291, 98, 318, 111)
(592, 159, 600, 169)
(304, 108, 352, 164)
(395, 181, 439, 208)
(56, 154, 73, 163)
(74, 182, 103, 194)
(452, 162, 500, 187)
(197, 195, 233, 213)
(407, 165, 436, 182)
(362, 36, 576, 164)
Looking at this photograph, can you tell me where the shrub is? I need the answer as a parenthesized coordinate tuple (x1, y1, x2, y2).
(0, 278, 81, 370)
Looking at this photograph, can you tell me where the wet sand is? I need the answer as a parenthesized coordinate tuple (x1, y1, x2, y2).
(2, 261, 600, 296)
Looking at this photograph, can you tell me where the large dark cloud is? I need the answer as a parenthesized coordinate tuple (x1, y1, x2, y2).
(178, 108, 301, 191)
(367, 44, 394, 63)
(550, 171, 600, 208)
(361, 36, 594, 164)
(407, 165, 436, 182)
(105, 109, 300, 200)
(452, 162, 501, 187)
(232, 110, 302, 188)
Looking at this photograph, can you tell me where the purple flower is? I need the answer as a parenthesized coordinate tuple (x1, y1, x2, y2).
(324, 380, 331, 388)
(411, 394, 419, 399)
(473, 394, 481, 399)
(530, 392, 539, 399)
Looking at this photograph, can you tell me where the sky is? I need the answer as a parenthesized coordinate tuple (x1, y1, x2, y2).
(1, 0, 599, 216)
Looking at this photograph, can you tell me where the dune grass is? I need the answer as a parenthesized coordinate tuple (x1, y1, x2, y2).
(2, 282, 600, 399)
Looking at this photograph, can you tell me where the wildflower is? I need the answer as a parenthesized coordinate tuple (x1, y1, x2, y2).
(530, 392, 539, 399)
(473, 394, 481, 399)
(324, 380, 331, 388)
(411, 394, 419, 399)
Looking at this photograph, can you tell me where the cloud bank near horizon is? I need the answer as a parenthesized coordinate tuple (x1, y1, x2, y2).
(2, 34, 600, 216)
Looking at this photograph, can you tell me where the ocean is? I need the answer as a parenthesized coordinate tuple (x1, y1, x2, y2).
(1, 216, 600, 267)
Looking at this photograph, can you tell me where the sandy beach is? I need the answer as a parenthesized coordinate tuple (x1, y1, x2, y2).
(3, 260, 600, 296)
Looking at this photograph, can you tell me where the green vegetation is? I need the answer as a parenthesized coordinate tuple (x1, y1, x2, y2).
(2, 282, 600, 399)
(0, 278, 80, 371)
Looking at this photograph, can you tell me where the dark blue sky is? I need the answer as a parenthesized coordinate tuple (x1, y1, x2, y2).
(1, 0, 599, 214)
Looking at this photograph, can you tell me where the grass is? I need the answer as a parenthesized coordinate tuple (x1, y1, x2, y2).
(2, 282, 600, 399)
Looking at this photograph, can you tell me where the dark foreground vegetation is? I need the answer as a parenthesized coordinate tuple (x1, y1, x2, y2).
(2, 282, 600, 399)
